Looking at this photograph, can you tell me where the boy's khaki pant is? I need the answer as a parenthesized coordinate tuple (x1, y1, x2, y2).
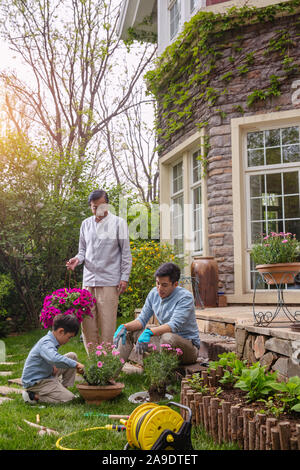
(81, 286, 119, 353)
(26, 352, 77, 404)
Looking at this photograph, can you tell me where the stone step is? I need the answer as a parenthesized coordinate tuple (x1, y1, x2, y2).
(198, 332, 236, 361)
(122, 362, 143, 374)
(8, 378, 22, 385)
(0, 397, 12, 404)
(0, 386, 23, 395)
(0, 362, 17, 365)
(0, 371, 12, 376)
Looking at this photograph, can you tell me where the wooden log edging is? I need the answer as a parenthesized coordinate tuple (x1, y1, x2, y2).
(180, 369, 299, 450)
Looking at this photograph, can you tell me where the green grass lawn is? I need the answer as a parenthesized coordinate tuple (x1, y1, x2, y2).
(0, 328, 239, 451)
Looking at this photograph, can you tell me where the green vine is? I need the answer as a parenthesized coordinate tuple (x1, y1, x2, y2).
(144, 0, 300, 154)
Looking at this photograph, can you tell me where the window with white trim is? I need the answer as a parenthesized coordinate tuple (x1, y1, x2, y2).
(245, 125, 300, 290)
(169, 0, 181, 40)
(191, 150, 203, 253)
(190, 0, 196, 13)
(171, 161, 184, 257)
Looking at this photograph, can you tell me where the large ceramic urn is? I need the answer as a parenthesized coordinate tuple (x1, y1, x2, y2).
(191, 256, 219, 308)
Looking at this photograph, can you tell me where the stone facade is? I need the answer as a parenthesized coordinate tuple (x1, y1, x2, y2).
(236, 324, 300, 379)
(157, 10, 300, 294)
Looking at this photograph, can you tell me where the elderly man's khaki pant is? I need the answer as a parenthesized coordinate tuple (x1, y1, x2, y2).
(81, 286, 119, 353)
(25, 352, 77, 404)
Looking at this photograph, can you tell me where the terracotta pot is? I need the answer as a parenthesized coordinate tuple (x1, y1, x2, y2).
(76, 381, 124, 405)
(255, 263, 300, 285)
(191, 256, 219, 307)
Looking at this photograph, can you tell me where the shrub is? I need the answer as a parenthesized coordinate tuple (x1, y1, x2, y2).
(0, 273, 15, 337)
(118, 240, 180, 319)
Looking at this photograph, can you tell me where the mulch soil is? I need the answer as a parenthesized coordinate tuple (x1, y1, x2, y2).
(206, 384, 300, 438)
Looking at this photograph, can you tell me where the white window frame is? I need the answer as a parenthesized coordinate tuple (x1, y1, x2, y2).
(190, 0, 197, 13)
(190, 149, 203, 255)
(231, 110, 300, 304)
(171, 159, 184, 258)
(244, 123, 300, 291)
(169, 0, 181, 41)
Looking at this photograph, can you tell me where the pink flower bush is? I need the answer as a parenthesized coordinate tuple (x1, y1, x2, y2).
(251, 232, 300, 265)
(83, 342, 124, 386)
(39, 287, 96, 328)
(143, 343, 182, 394)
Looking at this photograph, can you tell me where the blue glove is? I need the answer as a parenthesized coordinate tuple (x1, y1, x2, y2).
(135, 328, 154, 355)
(113, 324, 127, 348)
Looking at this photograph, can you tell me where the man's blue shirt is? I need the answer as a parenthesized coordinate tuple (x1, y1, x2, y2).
(137, 286, 200, 348)
(21, 331, 77, 388)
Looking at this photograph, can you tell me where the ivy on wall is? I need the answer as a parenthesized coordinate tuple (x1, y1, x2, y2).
(144, 0, 300, 158)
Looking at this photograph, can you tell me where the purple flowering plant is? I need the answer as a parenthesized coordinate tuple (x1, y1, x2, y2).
(40, 287, 96, 328)
(251, 232, 300, 265)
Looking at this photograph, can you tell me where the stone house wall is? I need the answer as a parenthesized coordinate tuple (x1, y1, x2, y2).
(156, 11, 300, 294)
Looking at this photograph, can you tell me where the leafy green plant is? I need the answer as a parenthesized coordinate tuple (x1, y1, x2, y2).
(234, 363, 278, 402)
(208, 352, 247, 387)
(143, 343, 182, 399)
(187, 374, 210, 395)
(269, 375, 300, 412)
(257, 397, 285, 418)
(251, 232, 300, 265)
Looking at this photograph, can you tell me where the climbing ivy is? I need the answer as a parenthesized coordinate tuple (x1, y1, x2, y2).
(144, 0, 300, 157)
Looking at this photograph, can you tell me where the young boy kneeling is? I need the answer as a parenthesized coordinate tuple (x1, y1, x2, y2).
(21, 314, 84, 404)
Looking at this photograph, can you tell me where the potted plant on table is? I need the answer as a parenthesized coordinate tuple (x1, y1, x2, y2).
(251, 232, 300, 285)
(143, 343, 183, 402)
(77, 342, 125, 405)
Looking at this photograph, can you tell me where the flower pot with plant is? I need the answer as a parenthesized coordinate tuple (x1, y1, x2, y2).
(143, 343, 183, 402)
(40, 287, 96, 328)
(77, 342, 125, 405)
(251, 232, 300, 284)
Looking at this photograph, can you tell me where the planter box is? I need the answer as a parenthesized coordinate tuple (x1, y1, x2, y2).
(181, 369, 300, 450)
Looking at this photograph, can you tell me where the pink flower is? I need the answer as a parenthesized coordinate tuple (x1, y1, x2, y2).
(282, 239, 288, 243)
(112, 350, 120, 356)
(176, 348, 183, 356)
(160, 344, 172, 349)
(97, 361, 103, 368)
(120, 358, 125, 364)
(96, 345, 103, 350)
(96, 350, 102, 356)
(148, 343, 157, 351)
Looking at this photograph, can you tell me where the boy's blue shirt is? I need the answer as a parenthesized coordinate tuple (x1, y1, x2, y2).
(137, 286, 200, 348)
(21, 331, 77, 388)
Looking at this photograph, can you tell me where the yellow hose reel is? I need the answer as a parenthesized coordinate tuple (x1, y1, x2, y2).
(124, 401, 193, 451)
(55, 401, 193, 451)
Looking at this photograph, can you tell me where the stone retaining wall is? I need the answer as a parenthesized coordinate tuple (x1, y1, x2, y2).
(235, 324, 300, 379)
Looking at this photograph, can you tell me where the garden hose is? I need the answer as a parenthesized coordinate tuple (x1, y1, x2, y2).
(56, 402, 193, 451)
(55, 424, 126, 451)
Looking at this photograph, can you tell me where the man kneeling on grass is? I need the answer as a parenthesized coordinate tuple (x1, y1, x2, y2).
(21, 314, 85, 404)
(113, 262, 200, 365)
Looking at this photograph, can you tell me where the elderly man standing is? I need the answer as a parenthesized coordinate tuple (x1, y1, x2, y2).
(66, 189, 132, 353)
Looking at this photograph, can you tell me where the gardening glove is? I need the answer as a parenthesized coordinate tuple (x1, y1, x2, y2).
(113, 324, 127, 348)
(135, 328, 154, 355)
